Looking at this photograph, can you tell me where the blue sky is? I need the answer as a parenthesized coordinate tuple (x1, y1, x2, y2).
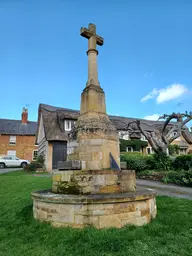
(0, 0, 192, 123)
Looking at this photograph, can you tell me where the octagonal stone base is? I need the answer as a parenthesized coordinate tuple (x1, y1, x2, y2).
(31, 189, 157, 229)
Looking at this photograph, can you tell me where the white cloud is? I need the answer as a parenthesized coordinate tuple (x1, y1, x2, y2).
(156, 84, 188, 104)
(143, 114, 161, 121)
(141, 88, 159, 102)
(141, 84, 188, 104)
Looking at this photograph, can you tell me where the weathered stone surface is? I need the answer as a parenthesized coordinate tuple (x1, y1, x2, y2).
(120, 162, 127, 170)
(32, 23, 157, 230)
(32, 189, 157, 229)
(51, 170, 136, 194)
(57, 160, 81, 170)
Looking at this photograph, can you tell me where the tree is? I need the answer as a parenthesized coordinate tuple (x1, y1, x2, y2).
(126, 112, 192, 155)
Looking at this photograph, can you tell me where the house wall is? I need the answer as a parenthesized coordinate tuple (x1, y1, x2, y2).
(47, 142, 53, 172)
(37, 114, 53, 172)
(0, 134, 37, 161)
(144, 135, 192, 155)
(171, 135, 191, 154)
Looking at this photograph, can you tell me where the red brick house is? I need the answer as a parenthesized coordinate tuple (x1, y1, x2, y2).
(0, 108, 38, 161)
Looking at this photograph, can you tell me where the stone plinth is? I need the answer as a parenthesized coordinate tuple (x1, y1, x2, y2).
(68, 85, 120, 170)
(31, 189, 157, 229)
(52, 170, 136, 195)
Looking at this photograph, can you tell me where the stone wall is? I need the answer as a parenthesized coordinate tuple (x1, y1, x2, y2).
(32, 190, 157, 229)
(52, 170, 136, 194)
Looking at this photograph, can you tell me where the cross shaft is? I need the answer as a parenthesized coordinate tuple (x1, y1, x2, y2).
(80, 23, 104, 87)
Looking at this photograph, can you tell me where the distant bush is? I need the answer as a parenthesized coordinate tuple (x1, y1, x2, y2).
(151, 152, 173, 171)
(168, 144, 180, 156)
(172, 155, 192, 171)
(24, 161, 39, 172)
(24, 153, 45, 172)
(120, 151, 192, 173)
(163, 170, 192, 187)
(36, 154, 45, 167)
(120, 152, 151, 172)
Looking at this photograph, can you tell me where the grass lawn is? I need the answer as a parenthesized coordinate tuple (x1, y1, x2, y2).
(0, 171, 192, 256)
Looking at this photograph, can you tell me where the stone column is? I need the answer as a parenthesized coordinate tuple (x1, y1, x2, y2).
(87, 36, 99, 86)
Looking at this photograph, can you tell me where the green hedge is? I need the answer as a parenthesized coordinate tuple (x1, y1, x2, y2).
(172, 155, 192, 171)
(163, 170, 192, 187)
(120, 139, 148, 152)
(120, 152, 152, 172)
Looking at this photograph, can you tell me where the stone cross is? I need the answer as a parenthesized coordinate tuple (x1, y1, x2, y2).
(80, 23, 104, 86)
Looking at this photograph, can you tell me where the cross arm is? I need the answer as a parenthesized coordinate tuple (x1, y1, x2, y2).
(80, 27, 104, 46)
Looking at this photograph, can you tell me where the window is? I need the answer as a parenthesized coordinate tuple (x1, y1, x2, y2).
(180, 148, 187, 155)
(172, 132, 180, 141)
(65, 120, 72, 131)
(33, 150, 38, 161)
(9, 136, 16, 145)
(7, 150, 16, 156)
(3, 156, 12, 160)
(147, 147, 153, 154)
(126, 146, 133, 152)
(141, 135, 147, 141)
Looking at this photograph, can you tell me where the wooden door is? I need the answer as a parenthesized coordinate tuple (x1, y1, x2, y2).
(52, 141, 67, 169)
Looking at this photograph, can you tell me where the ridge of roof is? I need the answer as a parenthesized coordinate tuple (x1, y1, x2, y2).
(39, 103, 176, 125)
(37, 103, 192, 144)
(0, 118, 37, 123)
(0, 118, 37, 135)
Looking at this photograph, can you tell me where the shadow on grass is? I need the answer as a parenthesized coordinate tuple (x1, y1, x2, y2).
(18, 204, 34, 224)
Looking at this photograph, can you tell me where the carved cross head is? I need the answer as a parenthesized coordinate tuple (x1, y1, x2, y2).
(88, 23, 96, 35)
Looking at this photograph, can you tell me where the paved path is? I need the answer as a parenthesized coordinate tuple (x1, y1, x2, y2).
(137, 179, 192, 200)
(0, 168, 22, 174)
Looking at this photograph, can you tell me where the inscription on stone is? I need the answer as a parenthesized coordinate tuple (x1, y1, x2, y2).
(57, 160, 81, 170)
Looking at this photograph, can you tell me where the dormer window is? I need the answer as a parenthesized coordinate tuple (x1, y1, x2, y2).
(65, 120, 72, 131)
(141, 134, 147, 141)
(172, 132, 180, 141)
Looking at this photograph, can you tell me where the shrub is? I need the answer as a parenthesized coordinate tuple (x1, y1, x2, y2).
(24, 153, 45, 172)
(24, 162, 39, 172)
(172, 155, 192, 171)
(120, 152, 151, 172)
(168, 144, 179, 156)
(36, 153, 45, 168)
(162, 170, 192, 187)
(151, 152, 172, 171)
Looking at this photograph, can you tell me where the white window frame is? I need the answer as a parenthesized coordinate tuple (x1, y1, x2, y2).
(9, 136, 16, 145)
(179, 148, 187, 155)
(7, 150, 16, 156)
(64, 120, 72, 131)
(146, 147, 153, 154)
(141, 134, 147, 141)
(172, 132, 180, 141)
(126, 146, 133, 152)
(33, 150, 38, 161)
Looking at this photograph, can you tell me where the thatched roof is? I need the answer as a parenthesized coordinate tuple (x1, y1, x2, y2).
(38, 103, 192, 144)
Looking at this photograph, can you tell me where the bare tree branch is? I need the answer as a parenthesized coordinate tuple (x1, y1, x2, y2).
(125, 111, 192, 155)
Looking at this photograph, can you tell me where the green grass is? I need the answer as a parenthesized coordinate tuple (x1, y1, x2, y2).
(0, 171, 192, 256)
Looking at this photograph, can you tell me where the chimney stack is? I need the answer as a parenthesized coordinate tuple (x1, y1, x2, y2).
(22, 107, 28, 124)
